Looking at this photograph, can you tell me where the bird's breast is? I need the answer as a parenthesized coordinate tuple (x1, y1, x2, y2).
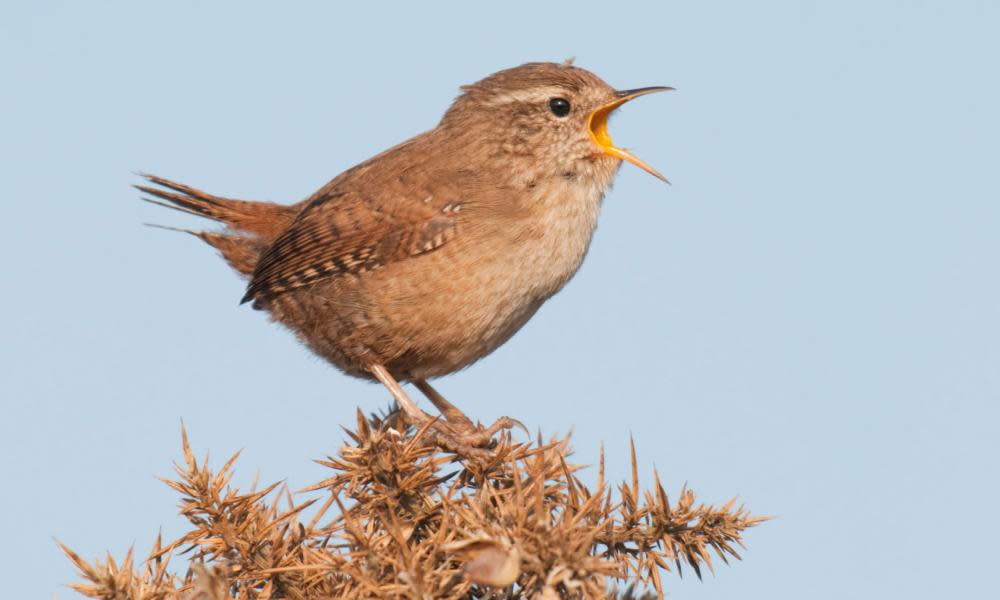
(501, 180, 604, 300)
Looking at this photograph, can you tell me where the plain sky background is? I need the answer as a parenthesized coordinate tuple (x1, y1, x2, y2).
(1, 1, 997, 598)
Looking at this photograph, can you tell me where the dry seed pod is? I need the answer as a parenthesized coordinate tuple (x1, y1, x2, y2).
(447, 538, 522, 587)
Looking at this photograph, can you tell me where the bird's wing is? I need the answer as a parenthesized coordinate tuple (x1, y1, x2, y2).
(241, 187, 459, 303)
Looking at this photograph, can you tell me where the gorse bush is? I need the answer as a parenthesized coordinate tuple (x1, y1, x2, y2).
(61, 410, 766, 599)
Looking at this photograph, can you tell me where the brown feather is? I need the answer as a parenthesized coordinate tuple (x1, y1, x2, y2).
(138, 174, 297, 278)
(241, 186, 458, 303)
(136, 174, 295, 240)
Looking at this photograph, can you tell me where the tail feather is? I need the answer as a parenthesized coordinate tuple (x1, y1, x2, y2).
(139, 173, 297, 277)
(197, 231, 268, 277)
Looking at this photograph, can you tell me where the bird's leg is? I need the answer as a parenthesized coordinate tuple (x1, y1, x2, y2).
(412, 379, 475, 428)
(368, 364, 491, 459)
(413, 379, 527, 446)
(368, 364, 436, 426)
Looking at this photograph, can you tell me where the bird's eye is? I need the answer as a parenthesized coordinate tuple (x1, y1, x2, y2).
(548, 97, 571, 117)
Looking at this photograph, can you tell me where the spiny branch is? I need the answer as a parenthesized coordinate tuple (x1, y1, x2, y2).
(62, 410, 766, 600)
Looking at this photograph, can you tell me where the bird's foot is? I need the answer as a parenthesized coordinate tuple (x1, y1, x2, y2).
(407, 378, 526, 460)
(368, 367, 525, 461)
(411, 414, 526, 462)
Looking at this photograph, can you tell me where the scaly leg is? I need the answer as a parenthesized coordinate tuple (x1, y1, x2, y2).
(413, 378, 527, 445)
(369, 364, 493, 459)
(413, 379, 475, 428)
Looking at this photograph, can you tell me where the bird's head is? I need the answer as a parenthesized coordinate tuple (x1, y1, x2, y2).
(441, 62, 671, 187)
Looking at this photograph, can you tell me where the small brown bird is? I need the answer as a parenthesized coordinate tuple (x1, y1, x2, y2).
(140, 62, 669, 458)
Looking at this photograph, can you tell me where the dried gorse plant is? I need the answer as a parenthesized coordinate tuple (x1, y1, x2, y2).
(61, 410, 766, 600)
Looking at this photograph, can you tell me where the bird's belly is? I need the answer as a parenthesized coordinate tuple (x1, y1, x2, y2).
(374, 250, 559, 379)
(268, 248, 559, 381)
(271, 184, 602, 380)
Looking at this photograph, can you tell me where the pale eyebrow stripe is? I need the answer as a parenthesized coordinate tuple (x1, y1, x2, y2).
(482, 86, 570, 106)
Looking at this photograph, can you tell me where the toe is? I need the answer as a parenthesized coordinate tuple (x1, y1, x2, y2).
(484, 416, 529, 437)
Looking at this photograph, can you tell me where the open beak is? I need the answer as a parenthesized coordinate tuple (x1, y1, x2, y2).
(587, 86, 673, 183)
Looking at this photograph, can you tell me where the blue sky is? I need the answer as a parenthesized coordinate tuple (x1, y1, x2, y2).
(1, 2, 997, 598)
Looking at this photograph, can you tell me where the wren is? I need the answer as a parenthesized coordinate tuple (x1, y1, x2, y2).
(139, 62, 670, 458)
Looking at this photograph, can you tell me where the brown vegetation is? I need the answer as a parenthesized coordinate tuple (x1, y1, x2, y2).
(61, 410, 766, 599)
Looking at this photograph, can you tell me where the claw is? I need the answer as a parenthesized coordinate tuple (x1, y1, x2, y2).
(483, 416, 529, 438)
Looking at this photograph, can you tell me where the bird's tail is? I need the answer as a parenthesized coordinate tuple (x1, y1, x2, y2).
(137, 173, 297, 276)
